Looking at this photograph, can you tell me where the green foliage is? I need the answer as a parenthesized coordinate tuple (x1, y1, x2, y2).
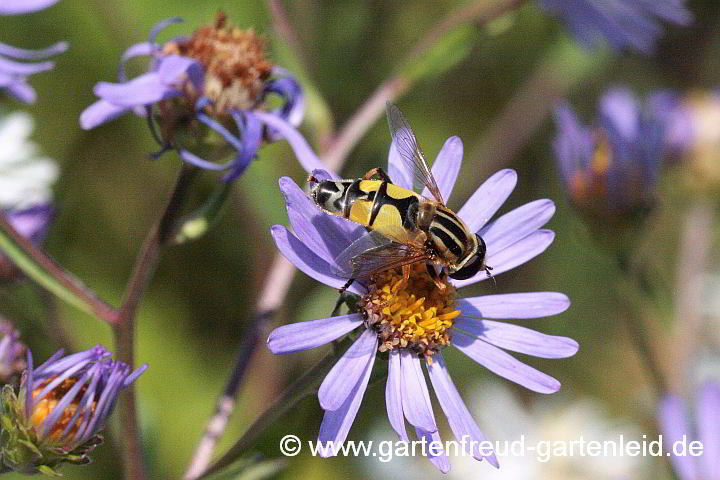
(0, 386, 102, 475)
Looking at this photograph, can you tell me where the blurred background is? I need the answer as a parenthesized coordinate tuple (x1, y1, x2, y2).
(2, 0, 720, 478)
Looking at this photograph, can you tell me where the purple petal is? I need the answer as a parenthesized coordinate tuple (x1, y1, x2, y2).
(659, 394, 697, 480)
(387, 141, 413, 190)
(156, 54, 203, 90)
(80, 99, 131, 129)
(0, 57, 54, 75)
(452, 331, 561, 393)
(253, 110, 330, 175)
(416, 428, 450, 473)
(427, 353, 498, 467)
(599, 87, 639, 140)
(270, 225, 362, 292)
(0, 0, 60, 15)
(454, 318, 579, 359)
(319, 328, 378, 411)
(94, 74, 180, 107)
(452, 230, 555, 288)
(264, 66, 305, 135)
(177, 149, 230, 171)
(4, 80, 35, 103)
(400, 351, 437, 432)
(457, 169, 517, 233)
(267, 313, 363, 354)
(116, 42, 154, 83)
(386, 351, 408, 441)
(0, 41, 67, 60)
(552, 103, 593, 184)
(149, 17, 184, 44)
(479, 199, 555, 256)
(317, 344, 376, 456)
(423, 136, 462, 202)
(698, 382, 720, 477)
(8, 205, 53, 243)
(279, 176, 364, 265)
(456, 292, 570, 319)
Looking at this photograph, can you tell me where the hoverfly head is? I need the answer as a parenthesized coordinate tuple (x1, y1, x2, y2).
(449, 234, 487, 280)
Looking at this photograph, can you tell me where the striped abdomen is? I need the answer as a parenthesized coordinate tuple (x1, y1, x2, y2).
(311, 179, 420, 230)
(427, 207, 476, 264)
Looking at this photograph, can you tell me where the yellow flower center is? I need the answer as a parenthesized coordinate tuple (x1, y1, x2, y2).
(359, 263, 461, 360)
(30, 377, 96, 442)
(162, 11, 273, 114)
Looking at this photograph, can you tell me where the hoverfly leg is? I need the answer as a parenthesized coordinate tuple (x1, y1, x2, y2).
(362, 167, 393, 183)
(425, 263, 447, 292)
(389, 264, 410, 293)
(485, 265, 497, 289)
(338, 277, 355, 294)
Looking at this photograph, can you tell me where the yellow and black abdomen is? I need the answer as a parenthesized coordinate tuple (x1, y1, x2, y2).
(311, 179, 420, 231)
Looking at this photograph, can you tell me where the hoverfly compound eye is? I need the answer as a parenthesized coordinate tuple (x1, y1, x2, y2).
(449, 234, 487, 281)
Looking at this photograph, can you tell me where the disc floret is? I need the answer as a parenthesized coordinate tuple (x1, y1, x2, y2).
(360, 263, 461, 359)
(162, 12, 273, 115)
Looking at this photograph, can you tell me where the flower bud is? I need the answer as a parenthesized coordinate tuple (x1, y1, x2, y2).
(0, 346, 147, 475)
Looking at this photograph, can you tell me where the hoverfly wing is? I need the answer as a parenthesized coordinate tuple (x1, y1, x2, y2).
(334, 229, 430, 279)
(386, 102, 445, 204)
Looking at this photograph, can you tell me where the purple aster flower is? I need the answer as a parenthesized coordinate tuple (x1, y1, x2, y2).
(0, 319, 26, 385)
(0, 0, 67, 103)
(553, 87, 687, 224)
(537, 0, 692, 54)
(80, 13, 312, 182)
(266, 136, 578, 472)
(659, 382, 720, 480)
(0, 345, 147, 474)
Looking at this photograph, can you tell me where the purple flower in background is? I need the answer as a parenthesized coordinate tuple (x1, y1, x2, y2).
(0, 0, 67, 103)
(80, 13, 306, 182)
(0, 112, 58, 279)
(537, 0, 692, 54)
(0, 0, 61, 15)
(659, 382, 720, 480)
(266, 136, 578, 472)
(0, 346, 147, 474)
(0, 319, 26, 385)
(553, 87, 688, 224)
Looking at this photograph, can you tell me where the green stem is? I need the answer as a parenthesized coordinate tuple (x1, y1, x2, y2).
(0, 214, 118, 323)
(196, 352, 338, 480)
(113, 165, 197, 480)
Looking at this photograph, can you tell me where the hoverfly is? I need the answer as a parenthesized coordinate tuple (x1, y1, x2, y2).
(309, 102, 491, 291)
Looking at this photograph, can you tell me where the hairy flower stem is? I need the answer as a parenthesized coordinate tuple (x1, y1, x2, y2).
(196, 351, 338, 480)
(671, 200, 714, 394)
(114, 165, 197, 480)
(0, 213, 118, 323)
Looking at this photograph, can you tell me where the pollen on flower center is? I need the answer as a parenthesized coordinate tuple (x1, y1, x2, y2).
(162, 11, 273, 113)
(30, 377, 96, 442)
(359, 263, 460, 360)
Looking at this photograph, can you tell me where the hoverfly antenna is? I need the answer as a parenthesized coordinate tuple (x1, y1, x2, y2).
(307, 174, 318, 184)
